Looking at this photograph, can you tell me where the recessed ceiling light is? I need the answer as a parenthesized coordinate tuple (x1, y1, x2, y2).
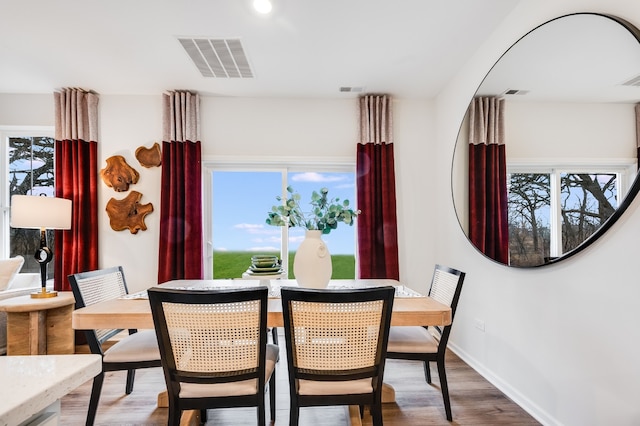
(253, 0, 272, 14)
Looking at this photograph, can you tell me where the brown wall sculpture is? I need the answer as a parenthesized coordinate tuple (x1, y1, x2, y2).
(100, 155, 140, 192)
(106, 191, 154, 234)
(135, 142, 162, 168)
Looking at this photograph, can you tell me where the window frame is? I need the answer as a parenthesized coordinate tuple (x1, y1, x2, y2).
(0, 126, 54, 259)
(202, 156, 356, 280)
(507, 157, 636, 260)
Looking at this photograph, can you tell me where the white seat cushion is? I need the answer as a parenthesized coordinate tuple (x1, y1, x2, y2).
(298, 377, 373, 396)
(179, 343, 279, 398)
(387, 326, 439, 353)
(103, 329, 160, 363)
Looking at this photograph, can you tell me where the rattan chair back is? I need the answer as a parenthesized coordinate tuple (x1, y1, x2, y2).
(147, 286, 276, 426)
(281, 286, 395, 426)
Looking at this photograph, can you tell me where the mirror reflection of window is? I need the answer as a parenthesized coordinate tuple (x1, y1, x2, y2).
(507, 169, 621, 267)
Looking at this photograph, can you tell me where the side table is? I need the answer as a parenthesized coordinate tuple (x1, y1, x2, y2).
(0, 291, 75, 355)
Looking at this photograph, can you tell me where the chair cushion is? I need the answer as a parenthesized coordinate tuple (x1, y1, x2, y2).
(298, 377, 373, 396)
(0, 256, 24, 291)
(179, 343, 279, 398)
(103, 329, 160, 363)
(387, 326, 439, 353)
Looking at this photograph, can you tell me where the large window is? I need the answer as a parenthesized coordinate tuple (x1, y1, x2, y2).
(207, 163, 357, 279)
(1, 129, 55, 276)
(507, 162, 633, 266)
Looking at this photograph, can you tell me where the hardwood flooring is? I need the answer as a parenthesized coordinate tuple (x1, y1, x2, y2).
(60, 332, 540, 425)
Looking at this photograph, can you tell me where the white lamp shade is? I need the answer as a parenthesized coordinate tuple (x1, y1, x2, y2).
(10, 195, 72, 230)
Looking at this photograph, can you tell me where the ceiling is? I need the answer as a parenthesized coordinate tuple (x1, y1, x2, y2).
(0, 0, 522, 99)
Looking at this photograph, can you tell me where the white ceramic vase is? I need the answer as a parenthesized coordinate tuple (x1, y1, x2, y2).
(293, 230, 332, 288)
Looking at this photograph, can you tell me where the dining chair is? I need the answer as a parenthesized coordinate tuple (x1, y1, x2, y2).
(68, 266, 161, 426)
(281, 286, 395, 426)
(147, 286, 278, 426)
(385, 264, 465, 421)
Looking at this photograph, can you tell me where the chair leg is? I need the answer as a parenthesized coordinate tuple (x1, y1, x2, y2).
(168, 398, 181, 426)
(200, 409, 207, 422)
(125, 369, 136, 394)
(269, 373, 276, 422)
(289, 399, 300, 426)
(258, 399, 266, 426)
(423, 360, 432, 383)
(271, 327, 279, 346)
(86, 372, 105, 426)
(437, 360, 452, 421)
(371, 403, 383, 426)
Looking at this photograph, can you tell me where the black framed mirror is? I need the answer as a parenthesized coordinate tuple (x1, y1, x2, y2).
(452, 13, 640, 267)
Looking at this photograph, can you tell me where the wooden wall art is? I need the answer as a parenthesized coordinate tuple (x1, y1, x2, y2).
(106, 191, 153, 234)
(135, 142, 162, 168)
(100, 155, 140, 192)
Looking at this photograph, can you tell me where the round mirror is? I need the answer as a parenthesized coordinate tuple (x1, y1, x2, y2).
(452, 13, 640, 267)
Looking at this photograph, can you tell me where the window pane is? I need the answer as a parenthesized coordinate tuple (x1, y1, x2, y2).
(212, 171, 282, 278)
(9, 136, 55, 276)
(507, 173, 551, 267)
(211, 169, 358, 280)
(288, 172, 357, 279)
(560, 172, 617, 253)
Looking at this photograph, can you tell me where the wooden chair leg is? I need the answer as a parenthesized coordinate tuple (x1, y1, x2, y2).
(437, 360, 452, 421)
(258, 399, 266, 426)
(125, 369, 136, 394)
(86, 372, 105, 426)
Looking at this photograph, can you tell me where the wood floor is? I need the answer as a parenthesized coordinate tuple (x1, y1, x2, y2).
(60, 333, 540, 426)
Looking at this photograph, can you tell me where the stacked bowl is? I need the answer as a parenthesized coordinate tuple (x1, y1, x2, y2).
(245, 255, 284, 276)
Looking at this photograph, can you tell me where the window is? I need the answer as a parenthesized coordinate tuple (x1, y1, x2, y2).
(507, 161, 633, 266)
(206, 162, 357, 279)
(1, 129, 55, 276)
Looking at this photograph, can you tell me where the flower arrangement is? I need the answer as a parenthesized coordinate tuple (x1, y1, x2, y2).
(266, 186, 360, 234)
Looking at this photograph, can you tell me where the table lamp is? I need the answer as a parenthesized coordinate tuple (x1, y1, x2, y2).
(10, 195, 72, 298)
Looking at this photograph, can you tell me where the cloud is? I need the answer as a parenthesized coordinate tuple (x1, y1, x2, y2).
(291, 172, 346, 183)
(233, 223, 277, 235)
(248, 246, 280, 252)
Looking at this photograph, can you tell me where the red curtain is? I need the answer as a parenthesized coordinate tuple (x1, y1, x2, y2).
(356, 143, 400, 279)
(53, 89, 99, 291)
(468, 97, 509, 263)
(158, 91, 203, 283)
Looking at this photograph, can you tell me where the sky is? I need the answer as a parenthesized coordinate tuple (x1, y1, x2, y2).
(212, 171, 357, 254)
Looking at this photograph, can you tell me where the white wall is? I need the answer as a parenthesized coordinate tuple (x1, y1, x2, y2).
(0, 94, 435, 292)
(437, 1, 640, 425)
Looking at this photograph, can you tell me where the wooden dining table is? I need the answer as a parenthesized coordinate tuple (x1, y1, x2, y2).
(72, 278, 452, 426)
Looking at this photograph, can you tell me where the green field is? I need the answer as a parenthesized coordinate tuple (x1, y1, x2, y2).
(212, 251, 356, 279)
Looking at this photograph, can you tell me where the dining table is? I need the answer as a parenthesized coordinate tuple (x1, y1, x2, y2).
(72, 278, 452, 426)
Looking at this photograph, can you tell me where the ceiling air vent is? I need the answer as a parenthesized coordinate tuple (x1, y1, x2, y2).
(503, 89, 529, 96)
(622, 74, 640, 87)
(178, 37, 253, 78)
(339, 86, 365, 93)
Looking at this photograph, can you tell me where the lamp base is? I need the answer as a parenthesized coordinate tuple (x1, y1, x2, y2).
(31, 288, 58, 299)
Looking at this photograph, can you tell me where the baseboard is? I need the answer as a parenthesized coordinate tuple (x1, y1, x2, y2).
(447, 342, 560, 426)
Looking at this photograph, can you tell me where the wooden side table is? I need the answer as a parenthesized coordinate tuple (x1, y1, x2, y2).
(0, 292, 75, 355)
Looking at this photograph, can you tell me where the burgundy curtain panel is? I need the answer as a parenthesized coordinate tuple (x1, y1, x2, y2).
(468, 97, 509, 264)
(53, 88, 99, 291)
(356, 94, 399, 280)
(158, 91, 203, 283)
